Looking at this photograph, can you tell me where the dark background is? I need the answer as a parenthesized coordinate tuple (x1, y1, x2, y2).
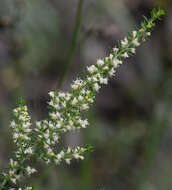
(0, 0, 172, 189)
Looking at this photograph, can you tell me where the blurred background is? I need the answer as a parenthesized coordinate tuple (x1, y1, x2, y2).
(0, 0, 171, 189)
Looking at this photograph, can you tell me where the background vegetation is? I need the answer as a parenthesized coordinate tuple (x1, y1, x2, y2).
(0, 0, 171, 189)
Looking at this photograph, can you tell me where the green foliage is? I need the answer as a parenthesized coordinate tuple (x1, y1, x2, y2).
(17, 97, 26, 107)
(151, 8, 165, 20)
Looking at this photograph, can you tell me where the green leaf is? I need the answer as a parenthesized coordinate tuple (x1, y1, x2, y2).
(85, 144, 94, 153)
(17, 97, 26, 106)
(151, 8, 165, 20)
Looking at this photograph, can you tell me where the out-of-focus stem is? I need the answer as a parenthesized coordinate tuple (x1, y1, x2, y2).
(58, 0, 84, 89)
(135, 111, 169, 190)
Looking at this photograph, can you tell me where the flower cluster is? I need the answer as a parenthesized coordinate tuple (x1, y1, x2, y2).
(11, 105, 33, 155)
(0, 103, 36, 190)
(0, 8, 165, 190)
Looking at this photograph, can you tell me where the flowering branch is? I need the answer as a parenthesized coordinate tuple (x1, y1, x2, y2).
(0, 8, 165, 190)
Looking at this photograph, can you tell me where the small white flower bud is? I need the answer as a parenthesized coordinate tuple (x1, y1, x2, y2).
(87, 65, 97, 73)
(97, 59, 104, 66)
(93, 83, 100, 91)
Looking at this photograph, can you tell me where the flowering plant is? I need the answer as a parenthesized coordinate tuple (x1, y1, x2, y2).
(0, 8, 165, 190)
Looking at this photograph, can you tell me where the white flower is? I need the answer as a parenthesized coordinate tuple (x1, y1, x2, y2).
(74, 153, 84, 160)
(55, 104, 61, 110)
(78, 95, 84, 101)
(133, 38, 140, 46)
(97, 59, 104, 66)
(87, 65, 97, 73)
(66, 125, 72, 130)
(147, 32, 151, 36)
(58, 92, 66, 98)
(87, 77, 92, 82)
(48, 100, 54, 107)
(109, 54, 113, 59)
(71, 97, 78, 105)
(44, 133, 50, 139)
(56, 123, 62, 128)
(65, 93, 72, 100)
(19, 115, 25, 121)
(113, 47, 119, 53)
(131, 48, 136, 54)
(67, 147, 71, 153)
(57, 151, 65, 160)
(25, 128, 32, 133)
(24, 147, 33, 155)
(73, 153, 80, 159)
(23, 122, 31, 128)
(22, 135, 30, 140)
(25, 188, 33, 190)
(50, 112, 57, 120)
(113, 58, 120, 68)
(13, 133, 19, 139)
(78, 119, 89, 128)
(50, 112, 60, 120)
(121, 37, 128, 46)
(48, 91, 55, 98)
(81, 104, 89, 110)
(69, 120, 74, 126)
(93, 76, 99, 82)
(100, 77, 108, 84)
(87, 98, 94, 103)
(10, 159, 17, 167)
(109, 68, 116, 76)
(13, 109, 18, 114)
(71, 79, 83, 90)
(9, 170, 15, 176)
(11, 178, 17, 184)
(26, 166, 37, 175)
(133, 30, 137, 38)
(10, 121, 16, 128)
(81, 89, 86, 94)
(123, 52, 129, 58)
(93, 83, 100, 91)
(65, 158, 71, 164)
(103, 66, 109, 71)
(53, 135, 59, 142)
(36, 121, 41, 128)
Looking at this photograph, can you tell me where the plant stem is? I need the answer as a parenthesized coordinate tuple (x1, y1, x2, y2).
(58, 0, 84, 89)
(135, 114, 169, 190)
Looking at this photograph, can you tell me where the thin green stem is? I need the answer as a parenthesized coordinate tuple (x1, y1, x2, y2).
(58, 0, 84, 89)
